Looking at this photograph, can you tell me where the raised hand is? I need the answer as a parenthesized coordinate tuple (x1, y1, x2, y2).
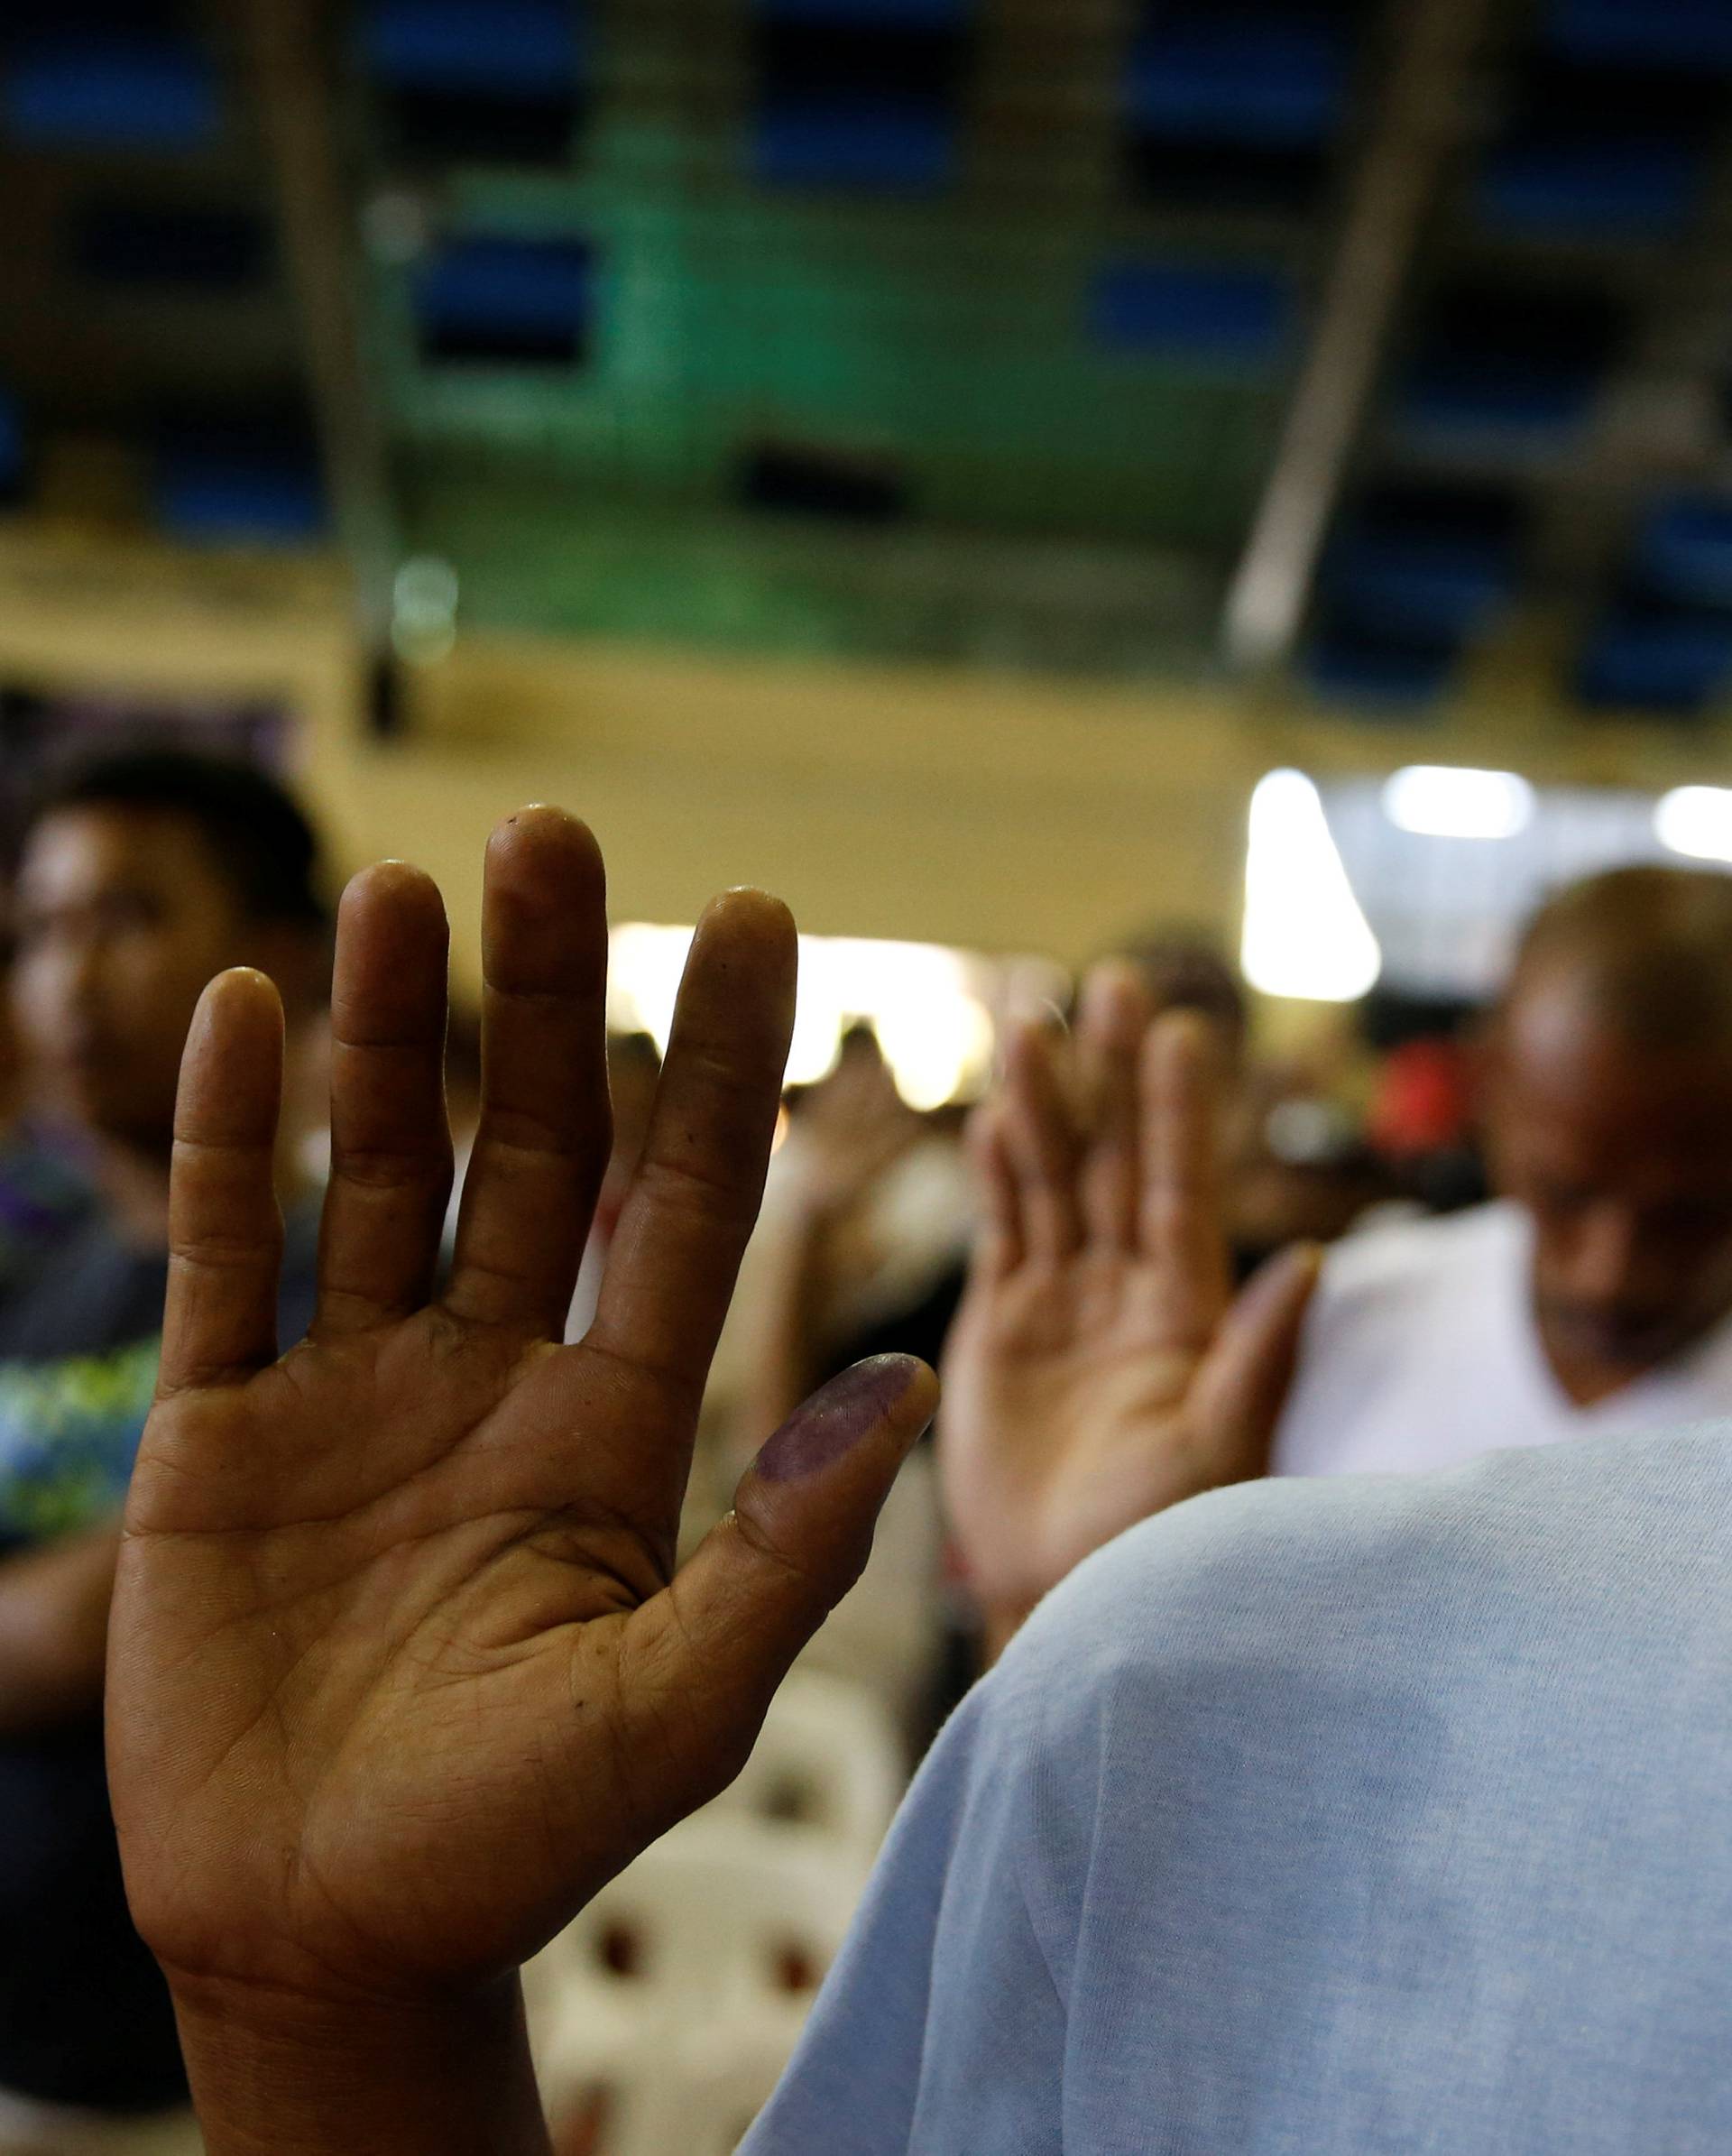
(106, 810, 935, 2155)
(940, 971, 1319, 1639)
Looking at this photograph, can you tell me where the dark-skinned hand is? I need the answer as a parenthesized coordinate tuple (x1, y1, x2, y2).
(106, 809, 935, 2156)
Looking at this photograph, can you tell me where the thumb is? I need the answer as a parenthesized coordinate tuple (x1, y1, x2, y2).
(1186, 1242, 1322, 1488)
(652, 1355, 938, 1781)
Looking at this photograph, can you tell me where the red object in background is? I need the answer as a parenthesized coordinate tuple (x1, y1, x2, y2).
(1369, 1037, 1474, 1158)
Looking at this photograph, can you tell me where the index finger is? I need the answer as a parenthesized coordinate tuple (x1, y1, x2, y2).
(1073, 961, 1153, 1252)
(159, 969, 285, 1396)
(1138, 1010, 1234, 1350)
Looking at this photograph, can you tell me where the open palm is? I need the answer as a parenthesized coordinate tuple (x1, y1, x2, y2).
(107, 810, 935, 2023)
(941, 972, 1318, 1629)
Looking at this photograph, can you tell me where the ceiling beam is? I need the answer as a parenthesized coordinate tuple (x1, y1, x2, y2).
(240, 0, 398, 651)
(1221, 0, 1495, 675)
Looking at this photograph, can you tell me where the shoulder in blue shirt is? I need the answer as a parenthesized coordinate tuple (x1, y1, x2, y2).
(747, 1427, 1732, 2154)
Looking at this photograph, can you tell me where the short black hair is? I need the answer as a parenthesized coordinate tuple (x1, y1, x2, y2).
(23, 747, 330, 933)
(1087, 929, 1249, 1050)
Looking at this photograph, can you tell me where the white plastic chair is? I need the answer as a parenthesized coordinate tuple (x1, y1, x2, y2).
(534, 2013, 806, 2156)
(524, 1818, 869, 2156)
(694, 1668, 906, 1865)
(795, 1449, 944, 1726)
(676, 2017, 822, 2156)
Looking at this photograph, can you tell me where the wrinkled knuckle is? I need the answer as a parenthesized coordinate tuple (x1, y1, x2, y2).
(728, 1504, 825, 1599)
(170, 1232, 276, 1273)
(474, 1115, 592, 1167)
(635, 1147, 749, 1222)
(332, 1142, 448, 1192)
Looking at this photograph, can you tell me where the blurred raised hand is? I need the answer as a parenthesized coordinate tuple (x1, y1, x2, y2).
(940, 968, 1320, 1642)
(730, 1031, 923, 1446)
(106, 809, 935, 2156)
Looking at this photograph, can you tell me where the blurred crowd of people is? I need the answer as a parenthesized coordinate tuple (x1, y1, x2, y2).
(8, 743, 1732, 2152)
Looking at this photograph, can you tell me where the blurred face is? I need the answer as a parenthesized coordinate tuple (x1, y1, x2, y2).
(1486, 984, 1732, 1405)
(11, 807, 254, 1156)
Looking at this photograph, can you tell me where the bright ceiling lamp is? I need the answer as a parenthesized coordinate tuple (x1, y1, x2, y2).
(785, 936, 996, 1104)
(607, 924, 998, 1108)
(852, 945, 995, 1111)
(1241, 769, 1382, 1002)
(605, 922, 694, 1055)
(1381, 764, 1534, 840)
(1654, 785, 1732, 863)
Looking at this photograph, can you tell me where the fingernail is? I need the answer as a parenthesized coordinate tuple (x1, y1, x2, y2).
(754, 1356, 925, 1482)
(1242, 1240, 1323, 1312)
(1079, 961, 1141, 1029)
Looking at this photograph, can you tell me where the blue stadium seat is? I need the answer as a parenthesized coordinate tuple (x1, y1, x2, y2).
(1398, 364, 1602, 445)
(361, 0, 585, 163)
(1635, 494, 1732, 608)
(753, 0, 969, 194)
(1306, 475, 1520, 703)
(1304, 620, 1459, 709)
(3, 37, 218, 151)
(0, 393, 23, 500)
(1321, 535, 1516, 643)
(1477, 59, 1718, 239)
(1088, 261, 1293, 368)
(361, 1, 584, 97)
(762, 0, 968, 23)
(1125, 14, 1348, 148)
(755, 96, 957, 191)
(1479, 137, 1701, 237)
(1307, 488, 1518, 710)
(1395, 287, 1622, 452)
(1121, 4, 1346, 212)
(413, 235, 595, 363)
(1577, 606, 1732, 714)
(152, 441, 325, 547)
(1547, 0, 1732, 70)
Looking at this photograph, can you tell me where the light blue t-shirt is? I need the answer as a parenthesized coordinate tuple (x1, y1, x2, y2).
(745, 1425, 1732, 2153)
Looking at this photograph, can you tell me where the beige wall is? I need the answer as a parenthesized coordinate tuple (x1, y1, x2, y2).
(4, 530, 1730, 998)
(391, 635, 1258, 967)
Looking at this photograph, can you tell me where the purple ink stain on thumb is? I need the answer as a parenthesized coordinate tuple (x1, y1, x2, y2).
(753, 1356, 926, 1483)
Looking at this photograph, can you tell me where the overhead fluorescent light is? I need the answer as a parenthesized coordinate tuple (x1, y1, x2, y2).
(1382, 764, 1534, 840)
(1654, 785, 1732, 863)
(606, 924, 997, 1108)
(1241, 769, 1382, 1002)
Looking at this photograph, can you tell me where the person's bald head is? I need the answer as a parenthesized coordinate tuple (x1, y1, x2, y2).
(1506, 865, 1732, 1053)
(1486, 865, 1732, 1405)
